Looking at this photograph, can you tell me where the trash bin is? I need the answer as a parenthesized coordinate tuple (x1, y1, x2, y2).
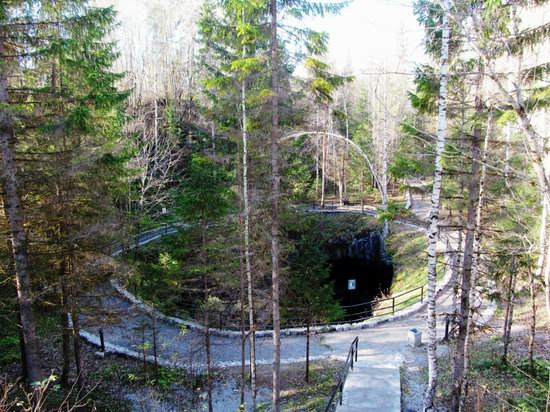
(408, 328, 422, 347)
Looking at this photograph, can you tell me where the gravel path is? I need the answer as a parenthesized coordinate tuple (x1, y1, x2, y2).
(77, 197, 476, 411)
(81, 282, 337, 369)
(81, 203, 433, 371)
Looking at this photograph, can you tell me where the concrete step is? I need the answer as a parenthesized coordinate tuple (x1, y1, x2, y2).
(336, 364, 401, 412)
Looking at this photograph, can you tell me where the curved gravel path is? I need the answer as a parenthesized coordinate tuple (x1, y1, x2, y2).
(77, 199, 487, 411)
(80, 204, 434, 371)
(81, 280, 337, 368)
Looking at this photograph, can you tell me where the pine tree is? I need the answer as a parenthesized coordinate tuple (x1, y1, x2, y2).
(283, 217, 343, 382)
(1, 1, 127, 398)
(176, 154, 234, 412)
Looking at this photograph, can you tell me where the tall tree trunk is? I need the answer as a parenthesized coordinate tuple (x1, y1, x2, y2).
(241, 64, 257, 410)
(305, 319, 310, 383)
(60, 260, 71, 388)
(338, 156, 344, 205)
(452, 218, 464, 313)
(423, 1, 450, 408)
(342, 91, 349, 200)
(202, 224, 213, 412)
(16, 311, 28, 384)
(528, 258, 536, 372)
(381, 135, 389, 236)
(535, 189, 549, 323)
(70, 286, 85, 394)
(502, 257, 517, 363)
(315, 135, 320, 200)
(320, 133, 326, 207)
(1, 202, 28, 384)
(450, 63, 484, 412)
(459, 109, 493, 410)
(239, 226, 246, 408)
(361, 170, 365, 213)
(66, 254, 85, 394)
(504, 122, 511, 183)
(0, 36, 43, 392)
(545, 225, 550, 326)
(237, 144, 246, 408)
(381, 74, 389, 237)
(270, 0, 282, 409)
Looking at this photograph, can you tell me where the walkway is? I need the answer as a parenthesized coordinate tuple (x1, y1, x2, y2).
(79, 198, 467, 411)
(334, 279, 455, 411)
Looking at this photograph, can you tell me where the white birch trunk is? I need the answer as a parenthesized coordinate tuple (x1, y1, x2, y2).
(423, 1, 450, 408)
(536, 196, 549, 320)
(241, 67, 257, 410)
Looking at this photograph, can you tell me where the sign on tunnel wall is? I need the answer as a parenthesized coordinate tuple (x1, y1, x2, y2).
(348, 279, 356, 290)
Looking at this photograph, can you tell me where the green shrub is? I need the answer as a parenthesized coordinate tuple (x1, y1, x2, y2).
(0, 335, 20, 366)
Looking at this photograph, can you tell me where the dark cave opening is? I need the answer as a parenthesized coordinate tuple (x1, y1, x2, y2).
(328, 233, 394, 322)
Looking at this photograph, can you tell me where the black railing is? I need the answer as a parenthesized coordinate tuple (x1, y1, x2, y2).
(277, 284, 427, 330)
(336, 284, 426, 323)
(324, 336, 359, 412)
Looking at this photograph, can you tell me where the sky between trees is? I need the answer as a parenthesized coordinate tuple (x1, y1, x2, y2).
(94, 0, 428, 76)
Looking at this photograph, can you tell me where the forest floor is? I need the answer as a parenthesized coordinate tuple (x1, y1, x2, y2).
(1, 311, 344, 411)
(401, 294, 550, 411)
(1, 194, 466, 411)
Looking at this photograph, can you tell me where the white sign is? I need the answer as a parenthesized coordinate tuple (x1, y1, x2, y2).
(348, 279, 356, 290)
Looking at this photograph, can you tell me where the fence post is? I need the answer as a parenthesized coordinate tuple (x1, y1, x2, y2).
(392, 297, 395, 316)
(339, 382, 344, 405)
(99, 328, 105, 352)
(355, 340, 358, 362)
(421, 285, 424, 303)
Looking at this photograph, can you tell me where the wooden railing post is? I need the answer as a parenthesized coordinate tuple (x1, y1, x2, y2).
(421, 285, 424, 303)
(392, 297, 395, 315)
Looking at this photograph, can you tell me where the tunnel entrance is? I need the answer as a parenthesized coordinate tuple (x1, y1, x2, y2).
(327, 233, 394, 322)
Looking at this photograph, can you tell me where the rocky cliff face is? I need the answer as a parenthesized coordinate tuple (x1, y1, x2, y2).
(326, 232, 392, 266)
(327, 232, 394, 320)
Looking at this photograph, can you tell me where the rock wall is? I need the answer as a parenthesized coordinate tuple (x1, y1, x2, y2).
(326, 232, 392, 266)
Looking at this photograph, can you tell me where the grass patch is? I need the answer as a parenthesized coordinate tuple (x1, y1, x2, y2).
(379, 228, 446, 315)
(0, 300, 20, 367)
(0, 335, 20, 366)
(469, 341, 550, 411)
(428, 335, 550, 410)
(280, 360, 344, 411)
(386, 228, 428, 293)
(90, 363, 197, 391)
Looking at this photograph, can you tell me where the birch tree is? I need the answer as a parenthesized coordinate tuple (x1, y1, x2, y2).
(420, 0, 451, 408)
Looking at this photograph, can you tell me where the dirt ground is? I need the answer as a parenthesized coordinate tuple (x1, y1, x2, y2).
(2, 329, 344, 412)
(400, 295, 549, 412)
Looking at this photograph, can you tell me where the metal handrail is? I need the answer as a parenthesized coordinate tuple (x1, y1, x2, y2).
(324, 336, 359, 412)
(341, 284, 426, 309)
